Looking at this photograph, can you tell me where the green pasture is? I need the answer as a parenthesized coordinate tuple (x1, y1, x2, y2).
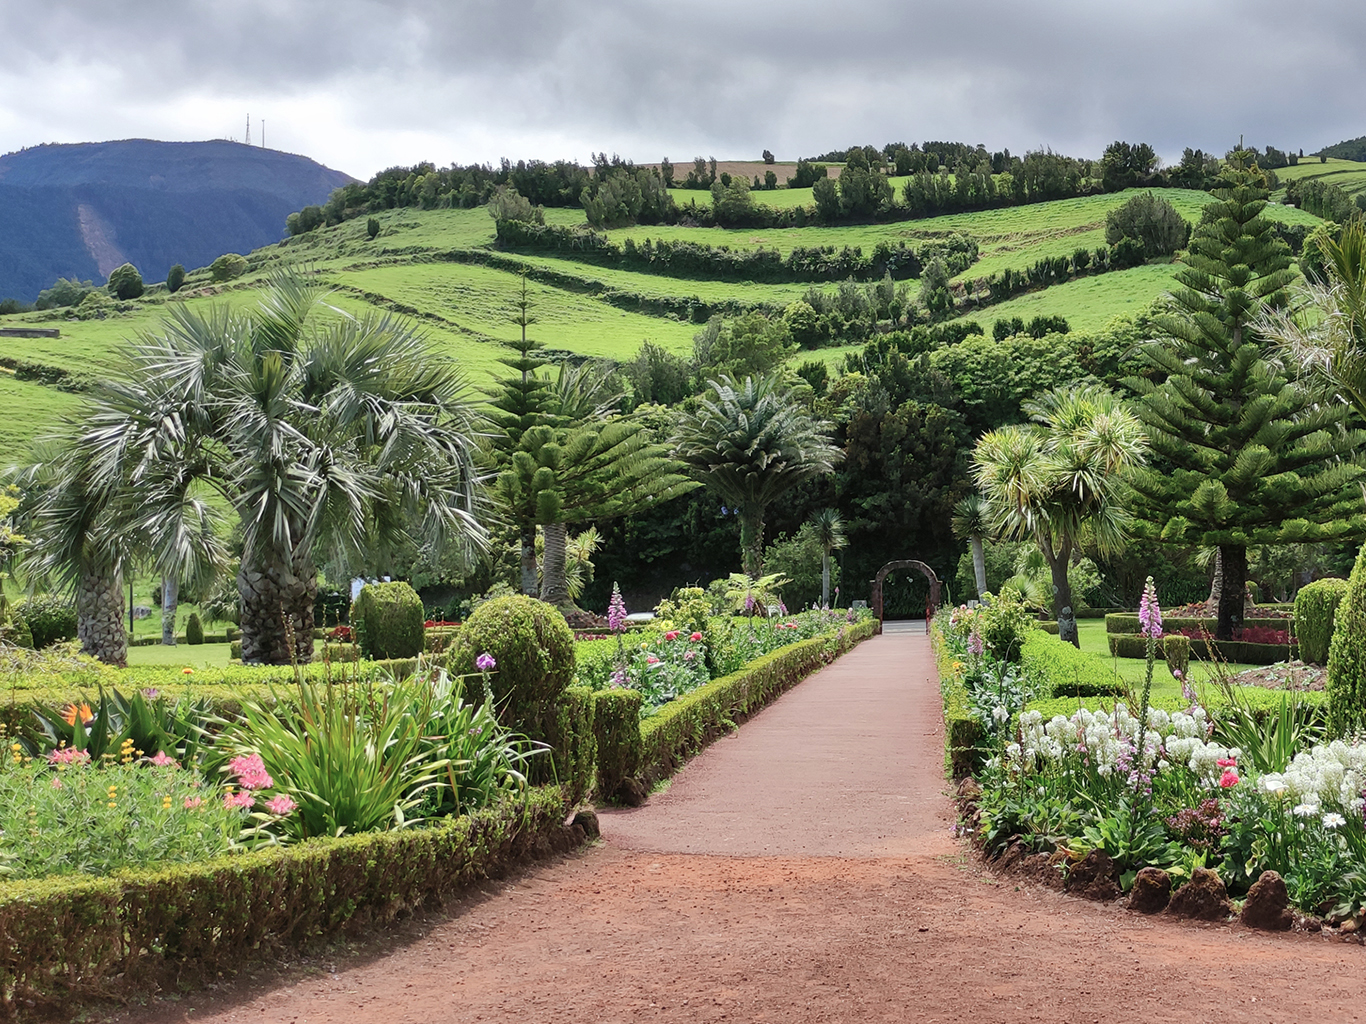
(960, 262, 1182, 333)
(1274, 157, 1366, 196)
(0, 375, 81, 466)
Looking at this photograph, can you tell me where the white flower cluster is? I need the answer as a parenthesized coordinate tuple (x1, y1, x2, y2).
(1010, 705, 1233, 786)
(1258, 740, 1366, 817)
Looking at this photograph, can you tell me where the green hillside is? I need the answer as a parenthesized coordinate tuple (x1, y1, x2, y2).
(1275, 157, 1366, 197)
(0, 183, 1326, 465)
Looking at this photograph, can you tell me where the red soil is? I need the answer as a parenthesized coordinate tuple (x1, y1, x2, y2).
(134, 626, 1366, 1024)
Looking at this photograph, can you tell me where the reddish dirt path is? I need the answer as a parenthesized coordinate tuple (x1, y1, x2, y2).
(140, 629, 1366, 1024)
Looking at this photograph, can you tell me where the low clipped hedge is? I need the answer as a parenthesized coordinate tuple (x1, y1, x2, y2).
(1020, 630, 1126, 698)
(591, 689, 644, 798)
(1107, 632, 1289, 665)
(637, 620, 876, 786)
(0, 784, 575, 1020)
(1104, 613, 1292, 634)
(935, 641, 980, 780)
(547, 686, 596, 804)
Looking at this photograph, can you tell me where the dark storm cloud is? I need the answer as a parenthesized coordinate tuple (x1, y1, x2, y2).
(3, 0, 1365, 176)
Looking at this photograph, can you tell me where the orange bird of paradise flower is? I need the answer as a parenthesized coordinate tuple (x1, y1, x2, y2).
(61, 703, 94, 726)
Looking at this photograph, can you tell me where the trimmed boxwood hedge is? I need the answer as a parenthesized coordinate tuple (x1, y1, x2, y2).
(352, 581, 425, 660)
(935, 638, 981, 780)
(591, 689, 644, 798)
(1104, 613, 1292, 635)
(0, 784, 575, 1020)
(1296, 578, 1349, 666)
(1107, 632, 1290, 665)
(637, 620, 877, 786)
(1025, 688, 1328, 724)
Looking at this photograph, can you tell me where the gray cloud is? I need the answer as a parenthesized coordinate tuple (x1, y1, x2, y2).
(2, 0, 1364, 178)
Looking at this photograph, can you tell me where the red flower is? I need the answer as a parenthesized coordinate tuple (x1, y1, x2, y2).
(1216, 757, 1237, 768)
(689, 632, 704, 642)
(1219, 769, 1240, 788)
(646, 655, 660, 664)
(664, 630, 679, 641)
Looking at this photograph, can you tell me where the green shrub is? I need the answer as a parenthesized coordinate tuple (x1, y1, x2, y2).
(184, 613, 204, 645)
(592, 689, 643, 798)
(1163, 634, 1191, 681)
(18, 595, 78, 649)
(1019, 630, 1125, 698)
(1025, 688, 1327, 724)
(935, 638, 982, 779)
(0, 609, 32, 649)
(450, 595, 576, 751)
(1105, 613, 1290, 634)
(209, 253, 248, 282)
(1328, 544, 1366, 734)
(106, 262, 144, 300)
(351, 582, 424, 660)
(366, 217, 381, 239)
(977, 592, 1036, 662)
(543, 686, 596, 800)
(166, 264, 186, 293)
(1296, 577, 1349, 665)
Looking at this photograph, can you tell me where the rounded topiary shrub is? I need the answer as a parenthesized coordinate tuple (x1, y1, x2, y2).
(1296, 577, 1349, 666)
(1163, 634, 1191, 682)
(184, 612, 204, 645)
(1327, 545, 1366, 735)
(19, 595, 78, 649)
(451, 595, 575, 742)
(351, 581, 424, 661)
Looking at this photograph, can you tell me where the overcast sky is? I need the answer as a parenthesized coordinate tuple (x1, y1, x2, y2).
(1, 0, 1363, 180)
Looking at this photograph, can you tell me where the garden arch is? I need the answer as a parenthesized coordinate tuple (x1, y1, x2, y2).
(870, 560, 941, 634)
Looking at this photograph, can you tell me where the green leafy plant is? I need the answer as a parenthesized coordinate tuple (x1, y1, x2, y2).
(1296, 577, 1349, 665)
(352, 581, 425, 660)
(184, 612, 205, 645)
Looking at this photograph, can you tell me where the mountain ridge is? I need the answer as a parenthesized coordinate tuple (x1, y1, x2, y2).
(0, 140, 355, 301)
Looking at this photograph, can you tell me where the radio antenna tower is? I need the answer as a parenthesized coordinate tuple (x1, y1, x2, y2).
(245, 114, 251, 147)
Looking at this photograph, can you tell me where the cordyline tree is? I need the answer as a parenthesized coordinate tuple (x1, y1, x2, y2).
(972, 385, 1149, 646)
(25, 271, 485, 665)
(673, 373, 842, 578)
(1126, 163, 1366, 640)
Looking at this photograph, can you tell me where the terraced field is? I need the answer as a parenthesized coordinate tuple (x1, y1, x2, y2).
(0, 182, 1326, 464)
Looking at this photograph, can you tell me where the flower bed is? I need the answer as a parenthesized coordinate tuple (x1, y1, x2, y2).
(941, 583, 1366, 931)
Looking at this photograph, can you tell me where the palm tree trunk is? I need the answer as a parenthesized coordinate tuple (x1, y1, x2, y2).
(77, 566, 127, 667)
(161, 576, 179, 646)
(1041, 539, 1078, 648)
(540, 521, 573, 608)
(739, 505, 765, 578)
(821, 553, 831, 608)
(237, 552, 317, 665)
(520, 528, 538, 597)
(970, 536, 987, 598)
(1215, 544, 1247, 642)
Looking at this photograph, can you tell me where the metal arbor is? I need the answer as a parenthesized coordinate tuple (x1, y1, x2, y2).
(870, 560, 941, 634)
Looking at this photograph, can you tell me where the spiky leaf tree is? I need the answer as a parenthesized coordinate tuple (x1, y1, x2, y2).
(26, 272, 485, 665)
(673, 374, 842, 577)
(808, 508, 846, 607)
(972, 385, 1148, 646)
(1126, 167, 1366, 639)
(951, 494, 991, 599)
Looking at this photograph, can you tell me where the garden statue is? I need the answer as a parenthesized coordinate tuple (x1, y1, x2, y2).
(1057, 605, 1078, 645)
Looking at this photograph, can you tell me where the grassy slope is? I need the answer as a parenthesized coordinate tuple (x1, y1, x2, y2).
(0, 188, 1323, 463)
(1274, 157, 1366, 196)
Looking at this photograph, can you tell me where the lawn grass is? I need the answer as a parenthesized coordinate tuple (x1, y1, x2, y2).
(960, 262, 1183, 333)
(1273, 157, 1366, 196)
(125, 642, 234, 669)
(1075, 619, 1257, 699)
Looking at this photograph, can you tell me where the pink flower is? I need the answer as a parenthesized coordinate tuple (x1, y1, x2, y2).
(265, 794, 298, 815)
(50, 777, 63, 790)
(1138, 577, 1163, 639)
(47, 747, 91, 766)
(608, 583, 629, 633)
(184, 796, 205, 810)
(689, 632, 703, 642)
(1219, 770, 1240, 788)
(224, 790, 256, 809)
(475, 652, 497, 672)
(684, 650, 696, 661)
(1217, 757, 1238, 768)
(228, 753, 273, 791)
(148, 751, 179, 768)
(646, 655, 660, 664)
(664, 631, 679, 641)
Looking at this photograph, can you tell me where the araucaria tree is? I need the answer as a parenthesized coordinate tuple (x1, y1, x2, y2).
(1127, 166, 1366, 640)
(673, 374, 842, 578)
(972, 386, 1148, 646)
(26, 272, 484, 665)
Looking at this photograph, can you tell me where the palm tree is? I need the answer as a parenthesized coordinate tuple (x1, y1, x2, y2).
(951, 494, 991, 599)
(26, 272, 485, 665)
(971, 385, 1148, 646)
(808, 508, 846, 608)
(673, 374, 842, 578)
